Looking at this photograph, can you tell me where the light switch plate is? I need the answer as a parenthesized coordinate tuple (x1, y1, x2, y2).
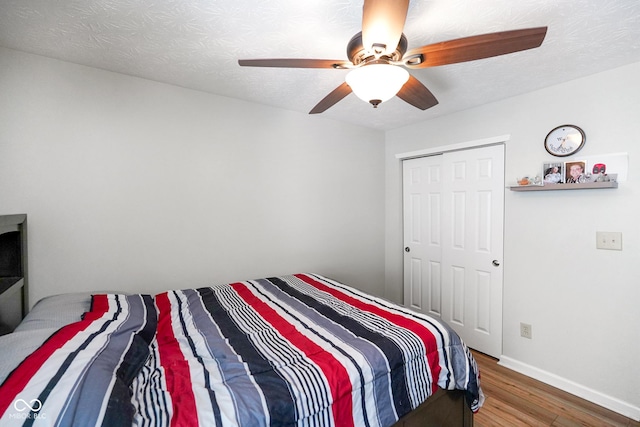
(596, 231, 622, 250)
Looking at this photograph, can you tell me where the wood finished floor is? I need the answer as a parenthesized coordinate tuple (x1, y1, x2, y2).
(472, 351, 640, 427)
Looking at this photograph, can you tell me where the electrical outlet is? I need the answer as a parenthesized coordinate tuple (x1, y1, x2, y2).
(596, 231, 622, 250)
(520, 323, 532, 339)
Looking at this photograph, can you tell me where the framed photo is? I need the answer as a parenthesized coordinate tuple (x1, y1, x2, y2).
(542, 162, 564, 184)
(564, 160, 587, 183)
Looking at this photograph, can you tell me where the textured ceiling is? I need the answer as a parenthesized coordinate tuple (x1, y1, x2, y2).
(1, 0, 639, 131)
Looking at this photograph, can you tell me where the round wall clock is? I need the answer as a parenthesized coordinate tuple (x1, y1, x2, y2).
(544, 125, 586, 157)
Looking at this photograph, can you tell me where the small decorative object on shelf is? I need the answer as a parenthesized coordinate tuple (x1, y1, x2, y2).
(515, 175, 542, 187)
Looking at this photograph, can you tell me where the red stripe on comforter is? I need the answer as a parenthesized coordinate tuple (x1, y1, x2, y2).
(232, 282, 356, 427)
(295, 273, 442, 394)
(155, 292, 199, 427)
(0, 294, 111, 415)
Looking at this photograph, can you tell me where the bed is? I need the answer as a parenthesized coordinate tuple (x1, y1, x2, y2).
(0, 273, 482, 427)
(0, 217, 482, 426)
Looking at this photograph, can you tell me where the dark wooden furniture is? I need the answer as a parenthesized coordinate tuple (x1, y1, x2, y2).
(394, 388, 473, 427)
(0, 214, 28, 333)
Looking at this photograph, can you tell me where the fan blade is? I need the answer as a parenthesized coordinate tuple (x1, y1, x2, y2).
(238, 58, 351, 69)
(396, 75, 439, 110)
(403, 27, 548, 68)
(309, 82, 352, 114)
(362, 0, 410, 56)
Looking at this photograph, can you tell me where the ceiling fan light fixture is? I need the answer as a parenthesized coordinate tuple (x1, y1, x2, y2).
(345, 64, 409, 107)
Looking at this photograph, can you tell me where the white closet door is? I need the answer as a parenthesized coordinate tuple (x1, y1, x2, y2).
(403, 144, 504, 357)
(403, 154, 444, 318)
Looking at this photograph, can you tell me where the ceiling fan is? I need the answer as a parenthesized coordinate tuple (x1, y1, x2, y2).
(239, 0, 547, 114)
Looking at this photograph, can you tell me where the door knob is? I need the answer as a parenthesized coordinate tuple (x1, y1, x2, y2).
(405, 247, 411, 252)
(492, 260, 500, 266)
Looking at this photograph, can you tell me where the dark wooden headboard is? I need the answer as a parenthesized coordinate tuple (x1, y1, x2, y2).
(0, 214, 28, 333)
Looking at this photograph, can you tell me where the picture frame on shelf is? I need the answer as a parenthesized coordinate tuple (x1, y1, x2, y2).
(543, 162, 564, 184)
(564, 160, 587, 183)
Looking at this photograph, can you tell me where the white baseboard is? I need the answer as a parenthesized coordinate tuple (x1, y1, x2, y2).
(498, 355, 640, 422)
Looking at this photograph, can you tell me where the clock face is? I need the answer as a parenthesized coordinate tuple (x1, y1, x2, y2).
(544, 125, 585, 157)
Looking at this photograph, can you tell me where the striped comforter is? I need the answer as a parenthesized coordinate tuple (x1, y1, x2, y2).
(0, 294, 157, 426)
(0, 274, 482, 427)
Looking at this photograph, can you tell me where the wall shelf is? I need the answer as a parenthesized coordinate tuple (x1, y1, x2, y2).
(509, 182, 618, 191)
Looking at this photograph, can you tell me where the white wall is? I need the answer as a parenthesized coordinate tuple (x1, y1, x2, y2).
(0, 47, 386, 304)
(385, 62, 640, 419)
